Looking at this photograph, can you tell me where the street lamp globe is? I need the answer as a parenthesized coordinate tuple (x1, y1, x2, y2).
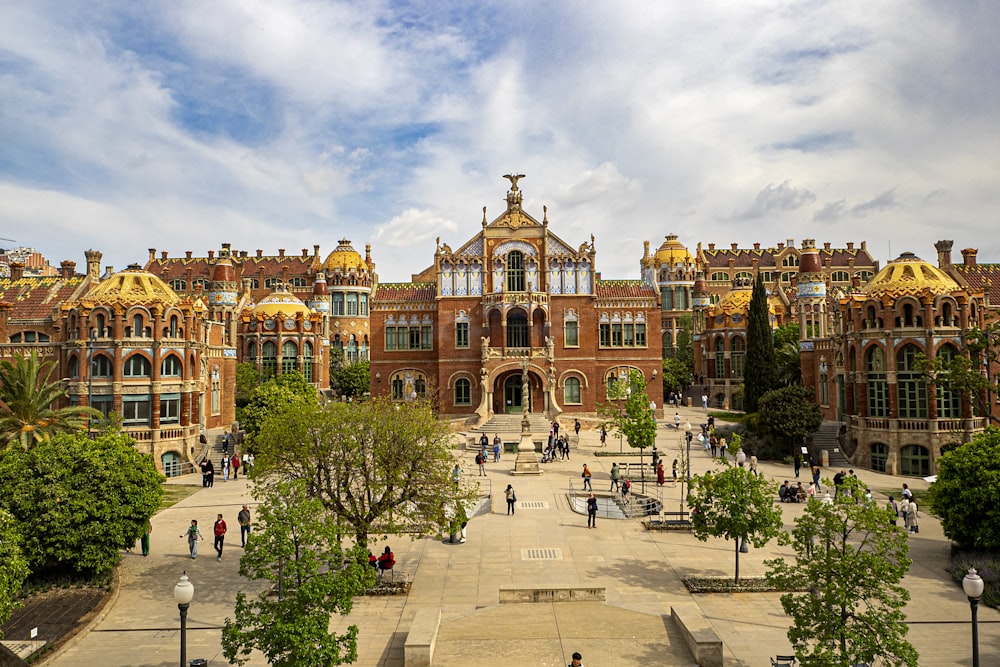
(174, 572, 194, 606)
(963, 568, 984, 599)
(684, 422, 692, 434)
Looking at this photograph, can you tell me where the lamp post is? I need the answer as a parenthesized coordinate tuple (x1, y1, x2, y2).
(683, 422, 693, 502)
(174, 572, 194, 667)
(963, 568, 984, 667)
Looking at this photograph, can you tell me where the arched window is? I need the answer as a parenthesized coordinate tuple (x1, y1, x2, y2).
(506, 251, 525, 292)
(262, 341, 277, 378)
(169, 315, 179, 338)
(935, 345, 961, 418)
(303, 341, 314, 382)
(782, 254, 799, 267)
(246, 341, 257, 360)
(95, 313, 107, 337)
(896, 344, 927, 419)
(564, 377, 582, 404)
(730, 336, 746, 379)
(92, 354, 113, 377)
(123, 355, 151, 377)
(391, 376, 404, 400)
(131, 314, 144, 338)
(282, 340, 298, 375)
(161, 355, 182, 377)
(714, 337, 726, 379)
(870, 443, 889, 472)
(454, 378, 472, 406)
(347, 336, 359, 363)
(68, 355, 80, 378)
(900, 444, 931, 477)
(506, 310, 528, 348)
(866, 347, 888, 417)
(831, 271, 850, 282)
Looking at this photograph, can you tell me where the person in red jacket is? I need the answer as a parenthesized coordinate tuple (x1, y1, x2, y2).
(377, 546, 395, 576)
(213, 513, 227, 561)
(231, 453, 241, 480)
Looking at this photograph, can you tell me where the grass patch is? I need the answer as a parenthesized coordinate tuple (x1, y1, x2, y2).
(159, 484, 201, 511)
(18, 570, 113, 598)
(876, 486, 929, 506)
(707, 411, 746, 423)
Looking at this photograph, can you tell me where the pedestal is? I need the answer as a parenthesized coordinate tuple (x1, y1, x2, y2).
(513, 413, 542, 475)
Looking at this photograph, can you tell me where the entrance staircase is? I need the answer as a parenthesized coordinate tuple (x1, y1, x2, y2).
(810, 421, 849, 468)
(473, 413, 552, 440)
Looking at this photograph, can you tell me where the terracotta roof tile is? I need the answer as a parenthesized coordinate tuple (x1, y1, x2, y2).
(373, 283, 437, 302)
(595, 280, 657, 299)
(0, 277, 86, 320)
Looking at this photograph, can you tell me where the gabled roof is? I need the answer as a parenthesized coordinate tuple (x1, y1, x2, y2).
(0, 276, 89, 320)
(373, 283, 437, 303)
(953, 263, 1000, 307)
(595, 280, 658, 299)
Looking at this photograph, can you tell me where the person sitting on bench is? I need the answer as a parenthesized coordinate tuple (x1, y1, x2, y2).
(377, 546, 395, 577)
(778, 481, 791, 502)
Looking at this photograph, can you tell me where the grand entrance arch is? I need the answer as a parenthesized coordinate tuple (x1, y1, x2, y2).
(502, 374, 532, 413)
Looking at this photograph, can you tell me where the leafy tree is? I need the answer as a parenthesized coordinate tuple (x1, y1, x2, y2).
(773, 322, 800, 348)
(0, 351, 100, 450)
(235, 362, 261, 408)
(331, 360, 370, 398)
(674, 313, 695, 369)
(252, 398, 472, 548)
(241, 371, 318, 443)
(599, 371, 658, 489)
(660, 357, 692, 395)
(766, 477, 917, 666)
(688, 464, 783, 582)
(744, 274, 777, 413)
(928, 428, 1000, 550)
(757, 385, 822, 458)
(222, 479, 372, 667)
(916, 324, 1000, 425)
(774, 341, 802, 387)
(0, 508, 29, 635)
(0, 432, 163, 575)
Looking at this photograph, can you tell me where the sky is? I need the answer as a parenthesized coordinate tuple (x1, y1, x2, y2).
(2, 1, 999, 282)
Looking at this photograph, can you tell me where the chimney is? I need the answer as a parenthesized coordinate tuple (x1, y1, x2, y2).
(185, 251, 193, 259)
(84, 249, 102, 278)
(961, 248, 978, 267)
(731, 242, 738, 250)
(787, 238, 795, 248)
(777, 242, 785, 250)
(314, 244, 320, 257)
(302, 248, 309, 258)
(753, 242, 760, 250)
(208, 250, 215, 259)
(846, 242, 854, 250)
(161, 251, 168, 260)
(148, 248, 156, 262)
(935, 240, 954, 268)
(278, 248, 286, 258)
(823, 242, 831, 250)
(59, 260, 76, 280)
(241, 251, 248, 258)
(708, 243, 716, 251)
(860, 241, 867, 251)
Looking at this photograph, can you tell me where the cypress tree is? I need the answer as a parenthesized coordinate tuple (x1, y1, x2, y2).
(744, 273, 776, 413)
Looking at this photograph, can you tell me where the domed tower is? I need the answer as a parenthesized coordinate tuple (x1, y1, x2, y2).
(241, 283, 326, 386)
(692, 271, 710, 335)
(321, 239, 374, 364)
(207, 245, 240, 345)
(643, 234, 697, 358)
(797, 239, 827, 339)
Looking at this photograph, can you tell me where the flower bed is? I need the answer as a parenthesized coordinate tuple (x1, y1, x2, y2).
(682, 577, 783, 593)
(364, 579, 411, 596)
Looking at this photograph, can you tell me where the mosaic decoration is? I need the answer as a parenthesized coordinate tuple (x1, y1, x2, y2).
(458, 237, 484, 257)
(493, 240, 537, 258)
(546, 236, 574, 256)
(470, 263, 482, 295)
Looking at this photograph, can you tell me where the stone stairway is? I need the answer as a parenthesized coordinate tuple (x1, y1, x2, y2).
(473, 413, 552, 440)
(810, 420, 849, 468)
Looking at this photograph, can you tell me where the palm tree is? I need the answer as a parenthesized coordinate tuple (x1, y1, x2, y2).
(774, 341, 802, 387)
(0, 352, 100, 450)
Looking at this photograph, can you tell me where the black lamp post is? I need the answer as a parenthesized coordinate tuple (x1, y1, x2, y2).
(174, 572, 194, 667)
(963, 567, 984, 667)
(684, 422, 693, 501)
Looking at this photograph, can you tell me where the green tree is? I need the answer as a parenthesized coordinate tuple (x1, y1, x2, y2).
(928, 428, 1000, 550)
(766, 477, 917, 666)
(674, 313, 695, 369)
(660, 357, 692, 395)
(0, 352, 100, 450)
(916, 324, 1000, 426)
(235, 362, 261, 408)
(757, 385, 822, 458)
(0, 508, 30, 635)
(774, 341, 802, 387)
(599, 371, 658, 489)
(331, 360, 370, 398)
(241, 371, 318, 443)
(252, 398, 472, 548)
(688, 464, 783, 582)
(743, 274, 777, 413)
(223, 479, 372, 667)
(0, 432, 163, 575)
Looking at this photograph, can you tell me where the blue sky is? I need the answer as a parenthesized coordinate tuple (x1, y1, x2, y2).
(2, 1, 998, 281)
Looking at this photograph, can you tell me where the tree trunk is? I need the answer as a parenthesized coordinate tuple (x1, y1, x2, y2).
(734, 538, 740, 583)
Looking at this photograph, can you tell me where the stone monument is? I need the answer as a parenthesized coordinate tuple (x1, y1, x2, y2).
(513, 361, 541, 475)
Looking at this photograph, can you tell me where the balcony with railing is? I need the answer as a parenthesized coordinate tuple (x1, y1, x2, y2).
(481, 292, 549, 308)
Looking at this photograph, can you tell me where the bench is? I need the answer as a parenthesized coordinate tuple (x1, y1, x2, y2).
(618, 461, 655, 480)
(671, 603, 723, 667)
(644, 511, 692, 530)
(404, 609, 441, 667)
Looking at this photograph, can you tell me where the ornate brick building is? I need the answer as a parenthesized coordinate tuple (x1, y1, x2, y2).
(369, 176, 663, 419)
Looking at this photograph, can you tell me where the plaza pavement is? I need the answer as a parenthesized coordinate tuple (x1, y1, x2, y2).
(45, 409, 1000, 666)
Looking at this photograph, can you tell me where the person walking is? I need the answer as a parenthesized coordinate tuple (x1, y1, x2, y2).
(493, 434, 501, 462)
(452, 463, 462, 487)
(609, 462, 620, 492)
(656, 461, 665, 486)
(221, 454, 230, 481)
(586, 493, 598, 528)
(908, 499, 919, 533)
(231, 452, 240, 480)
(505, 484, 516, 515)
(672, 458, 678, 486)
(479, 432, 489, 460)
(674, 412, 681, 430)
(600, 425, 607, 446)
(811, 461, 822, 491)
(886, 496, 899, 526)
(213, 513, 227, 561)
(749, 454, 758, 476)
(182, 519, 203, 559)
(568, 652, 585, 667)
(140, 519, 152, 557)
(581, 464, 593, 491)
(476, 450, 486, 476)
(238, 504, 251, 547)
(794, 453, 801, 478)
(200, 458, 210, 487)
(205, 458, 215, 487)
(900, 496, 911, 531)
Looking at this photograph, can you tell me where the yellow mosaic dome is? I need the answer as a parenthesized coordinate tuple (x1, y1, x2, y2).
(863, 252, 959, 299)
(711, 278, 779, 320)
(322, 239, 366, 273)
(653, 234, 693, 266)
(252, 284, 311, 318)
(86, 264, 180, 307)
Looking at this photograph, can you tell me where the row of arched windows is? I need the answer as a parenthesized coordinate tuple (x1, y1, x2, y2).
(450, 376, 584, 407)
(862, 343, 961, 419)
(68, 352, 187, 378)
(869, 443, 932, 477)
